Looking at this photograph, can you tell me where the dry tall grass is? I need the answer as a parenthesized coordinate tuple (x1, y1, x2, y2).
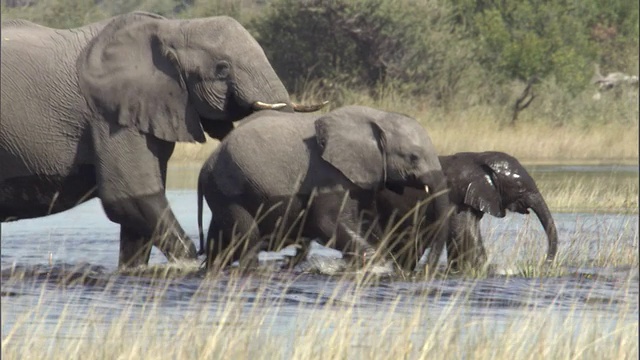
(165, 163, 638, 214)
(2, 216, 638, 359)
(535, 173, 639, 213)
(424, 118, 639, 163)
(1, 269, 637, 359)
(171, 89, 639, 165)
(171, 117, 638, 165)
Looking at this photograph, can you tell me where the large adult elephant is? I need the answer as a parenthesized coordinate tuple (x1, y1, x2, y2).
(197, 106, 452, 273)
(0, 12, 325, 268)
(377, 151, 558, 272)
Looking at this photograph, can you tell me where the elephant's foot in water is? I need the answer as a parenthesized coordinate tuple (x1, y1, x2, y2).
(118, 226, 198, 269)
(282, 239, 312, 270)
(447, 246, 489, 275)
(119, 227, 153, 269)
(104, 192, 197, 268)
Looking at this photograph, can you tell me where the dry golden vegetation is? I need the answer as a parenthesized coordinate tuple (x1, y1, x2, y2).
(166, 161, 639, 214)
(482, 212, 639, 271)
(167, 92, 639, 214)
(2, 2, 638, 358)
(171, 86, 639, 166)
(535, 172, 639, 214)
(170, 117, 639, 166)
(2, 298, 637, 359)
(1, 189, 637, 359)
(2, 216, 638, 360)
(1, 264, 637, 359)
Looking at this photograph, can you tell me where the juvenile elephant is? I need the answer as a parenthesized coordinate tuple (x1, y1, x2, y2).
(377, 151, 558, 272)
(0, 12, 325, 268)
(197, 106, 452, 272)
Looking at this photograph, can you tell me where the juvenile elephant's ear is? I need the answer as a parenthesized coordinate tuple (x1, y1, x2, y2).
(463, 166, 505, 217)
(77, 13, 205, 143)
(314, 115, 385, 189)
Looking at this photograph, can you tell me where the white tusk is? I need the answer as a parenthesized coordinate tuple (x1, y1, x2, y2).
(252, 101, 288, 110)
(424, 185, 430, 194)
(292, 100, 329, 112)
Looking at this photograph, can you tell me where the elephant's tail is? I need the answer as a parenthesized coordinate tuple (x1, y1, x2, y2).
(197, 175, 205, 257)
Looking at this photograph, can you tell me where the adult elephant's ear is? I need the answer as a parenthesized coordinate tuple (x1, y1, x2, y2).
(76, 12, 205, 143)
(463, 165, 505, 217)
(314, 114, 386, 189)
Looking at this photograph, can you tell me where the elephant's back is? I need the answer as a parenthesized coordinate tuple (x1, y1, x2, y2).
(1, 19, 102, 64)
(0, 22, 99, 179)
(210, 112, 321, 197)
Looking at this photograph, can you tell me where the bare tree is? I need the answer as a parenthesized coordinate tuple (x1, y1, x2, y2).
(510, 76, 539, 126)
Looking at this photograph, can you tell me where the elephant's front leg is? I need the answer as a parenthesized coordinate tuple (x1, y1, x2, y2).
(91, 125, 197, 268)
(309, 192, 380, 268)
(447, 210, 488, 272)
(119, 226, 152, 268)
(108, 191, 196, 267)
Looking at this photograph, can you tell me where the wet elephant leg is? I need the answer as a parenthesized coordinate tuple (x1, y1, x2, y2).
(206, 201, 261, 270)
(106, 192, 196, 269)
(92, 126, 196, 268)
(151, 151, 197, 263)
(448, 210, 488, 272)
(307, 193, 379, 268)
(472, 228, 488, 270)
(119, 226, 153, 268)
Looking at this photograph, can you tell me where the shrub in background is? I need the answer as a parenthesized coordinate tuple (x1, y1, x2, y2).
(249, 0, 476, 108)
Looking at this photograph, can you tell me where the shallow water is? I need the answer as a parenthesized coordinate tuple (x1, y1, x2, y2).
(1, 165, 639, 350)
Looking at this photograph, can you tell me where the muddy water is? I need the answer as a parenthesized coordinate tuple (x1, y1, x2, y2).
(1, 165, 638, 346)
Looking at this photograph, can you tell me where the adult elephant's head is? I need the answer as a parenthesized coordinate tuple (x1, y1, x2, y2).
(314, 106, 452, 270)
(77, 12, 326, 142)
(439, 151, 558, 262)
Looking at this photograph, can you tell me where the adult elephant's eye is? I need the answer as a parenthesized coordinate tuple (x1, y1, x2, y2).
(215, 61, 231, 80)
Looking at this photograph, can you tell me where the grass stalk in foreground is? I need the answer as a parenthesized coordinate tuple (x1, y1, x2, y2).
(1, 209, 637, 359)
(1, 266, 637, 359)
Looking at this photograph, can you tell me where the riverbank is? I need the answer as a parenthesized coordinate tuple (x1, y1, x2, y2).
(170, 117, 639, 165)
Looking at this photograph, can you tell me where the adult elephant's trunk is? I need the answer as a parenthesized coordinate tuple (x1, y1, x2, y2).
(528, 193, 558, 262)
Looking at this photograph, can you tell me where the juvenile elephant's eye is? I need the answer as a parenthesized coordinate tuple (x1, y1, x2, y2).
(409, 153, 420, 163)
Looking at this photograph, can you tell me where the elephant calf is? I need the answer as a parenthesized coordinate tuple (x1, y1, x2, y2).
(377, 151, 558, 272)
(197, 106, 452, 272)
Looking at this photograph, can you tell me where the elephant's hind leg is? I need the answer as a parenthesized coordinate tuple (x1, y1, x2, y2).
(206, 202, 261, 271)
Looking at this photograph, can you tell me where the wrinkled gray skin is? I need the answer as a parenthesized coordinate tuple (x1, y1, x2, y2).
(197, 106, 451, 272)
(377, 151, 558, 272)
(0, 12, 324, 268)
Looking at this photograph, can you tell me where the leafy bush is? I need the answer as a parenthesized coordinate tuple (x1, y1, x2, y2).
(249, 0, 476, 106)
(2, 0, 637, 124)
(1, 0, 106, 28)
(451, 0, 639, 95)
